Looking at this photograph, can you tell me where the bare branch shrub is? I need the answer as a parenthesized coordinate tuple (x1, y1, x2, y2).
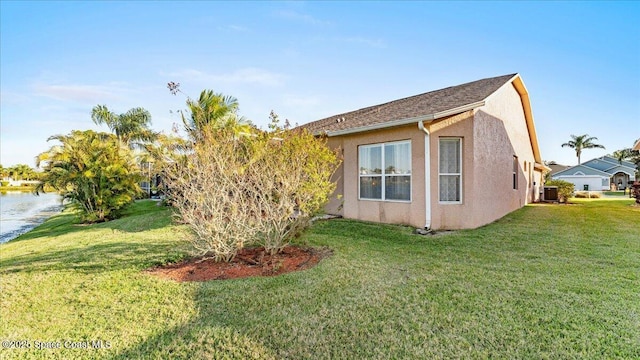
(163, 128, 260, 262)
(163, 112, 341, 261)
(249, 112, 341, 254)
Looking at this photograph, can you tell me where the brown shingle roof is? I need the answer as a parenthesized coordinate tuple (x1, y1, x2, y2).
(300, 73, 518, 134)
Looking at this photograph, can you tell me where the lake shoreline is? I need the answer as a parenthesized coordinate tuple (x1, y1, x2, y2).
(0, 192, 63, 244)
(0, 186, 36, 192)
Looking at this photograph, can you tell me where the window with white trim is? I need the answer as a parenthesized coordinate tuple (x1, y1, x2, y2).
(359, 141, 411, 201)
(439, 138, 462, 202)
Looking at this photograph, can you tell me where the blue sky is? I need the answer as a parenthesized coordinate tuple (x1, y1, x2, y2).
(1, 1, 638, 168)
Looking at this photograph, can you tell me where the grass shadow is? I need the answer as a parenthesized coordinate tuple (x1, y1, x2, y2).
(0, 240, 187, 274)
(9, 200, 174, 242)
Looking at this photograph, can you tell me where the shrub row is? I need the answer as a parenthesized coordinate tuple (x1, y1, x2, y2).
(574, 191, 601, 198)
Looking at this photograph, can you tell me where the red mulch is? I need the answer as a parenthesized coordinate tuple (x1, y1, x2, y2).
(145, 246, 332, 282)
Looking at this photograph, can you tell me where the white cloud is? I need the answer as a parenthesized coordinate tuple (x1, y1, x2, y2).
(341, 36, 386, 49)
(164, 68, 286, 87)
(32, 83, 121, 103)
(217, 24, 251, 33)
(0, 91, 31, 105)
(273, 9, 331, 26)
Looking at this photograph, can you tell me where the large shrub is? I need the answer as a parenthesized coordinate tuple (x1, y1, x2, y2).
(163, 128, 260, 262)
(250, 113, 340, 255)
(164, 112, 340, 261)
(36, 130, 142, 222)
(545, 179, 575, 203)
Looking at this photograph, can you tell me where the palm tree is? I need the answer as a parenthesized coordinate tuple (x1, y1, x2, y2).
(36, 130, 141, 222)
(612, 148, 631, 165)
(6, 164, 34, 181)
(91, 105, 156, 147)
(180, 89, 252, 140)
(13, 164, 35, 180)
(561, 134, 605, 165)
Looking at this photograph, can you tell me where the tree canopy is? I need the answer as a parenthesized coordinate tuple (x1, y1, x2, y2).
(91, 105, 156, 147)
(36, 130, 142, 222)
(168, 83, 252, 140)
(561, 134, 605, 165)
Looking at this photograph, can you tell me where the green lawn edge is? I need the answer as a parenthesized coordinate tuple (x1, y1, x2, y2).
(1, 199, 639, 359)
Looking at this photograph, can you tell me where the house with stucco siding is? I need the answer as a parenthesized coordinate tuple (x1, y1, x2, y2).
(552, 156, 637, 191)
(300, 73, 546, 230)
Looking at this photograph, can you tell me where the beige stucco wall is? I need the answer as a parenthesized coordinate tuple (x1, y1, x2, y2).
(425, 82, 539, 229)
(426, 111, 475, 229)
(466, 82, 537, 228)
(324, 125, 426, 227)
(323, 81, 541, 230)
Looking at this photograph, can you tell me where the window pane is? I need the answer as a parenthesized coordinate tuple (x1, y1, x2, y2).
(384, 142, 411, 174)
(439, 139, 460, 173)
(385, 176, 411, 200)
(359, 146, 382, 174)
(360, 176, 382, 199)
(439, 175, 460, 201)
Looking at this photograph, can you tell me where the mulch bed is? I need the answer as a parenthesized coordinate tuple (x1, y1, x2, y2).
(145, 246, 332, 282)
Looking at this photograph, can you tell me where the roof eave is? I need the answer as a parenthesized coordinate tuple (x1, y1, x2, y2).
(534, 162, 552, 172)
(509, 74, 543, 166)
(318, 101, 485, 137)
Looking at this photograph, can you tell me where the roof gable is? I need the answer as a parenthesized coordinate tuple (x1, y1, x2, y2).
(603, 164, 636, 176)
(552, 164, 611, 177)
(582, 156, 635, 171)
(601, 155, 635, 168)
(582, 157, 617, 171)
(548, 163, 570, 175)
(300, 73, 517, 135)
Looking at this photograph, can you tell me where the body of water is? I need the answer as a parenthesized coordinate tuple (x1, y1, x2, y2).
(0, 192, 63, 243)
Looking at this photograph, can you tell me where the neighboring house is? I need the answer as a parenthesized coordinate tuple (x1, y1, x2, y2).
(546, 162, 570, 177)
(551, 156, 637, 191)
(300, 73, 546, 230)
(633, 139, 640, 151)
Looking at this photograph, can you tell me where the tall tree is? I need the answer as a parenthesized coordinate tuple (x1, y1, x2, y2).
(91, 105, 156, 147)
(8, 164, 35, 181)
(612, 148, 640, 178)
(561, 134, 605, 165)
(168, 83, 251, 140)
(612, 148, 639, 165)
(36, 130, 142, 223)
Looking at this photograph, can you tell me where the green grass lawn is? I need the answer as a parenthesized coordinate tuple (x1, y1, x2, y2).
(1, 199, 639, 359)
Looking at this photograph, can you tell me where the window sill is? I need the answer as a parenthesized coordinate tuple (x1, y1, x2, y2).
(359, 198, 412, 203)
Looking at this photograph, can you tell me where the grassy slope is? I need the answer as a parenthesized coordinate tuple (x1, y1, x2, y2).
(1, 200, 639, 359)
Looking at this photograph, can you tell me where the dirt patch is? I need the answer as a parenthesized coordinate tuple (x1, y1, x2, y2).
(146, 246, 332, 282)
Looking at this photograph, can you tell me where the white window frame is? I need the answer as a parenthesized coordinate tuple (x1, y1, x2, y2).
(438, 137, 462, 204)
(358, 140, 412, 202)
